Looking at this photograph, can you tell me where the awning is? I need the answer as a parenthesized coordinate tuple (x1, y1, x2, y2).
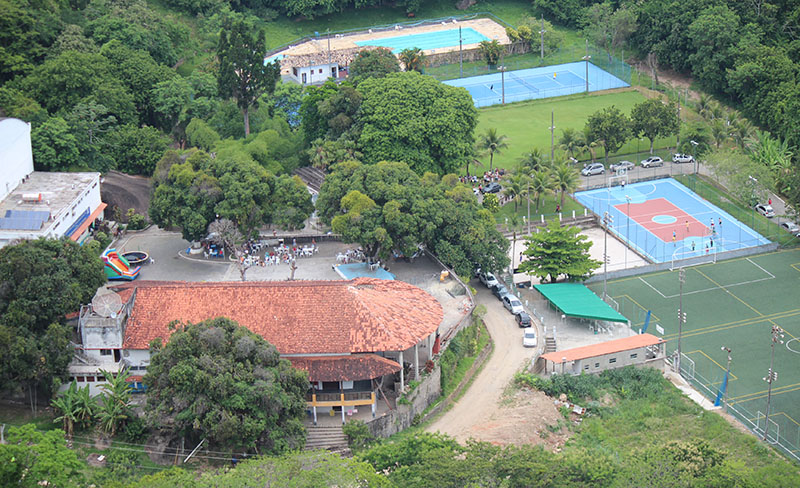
(69, 202, 107, 241)
(288, 354, 400, 382)
(533, 283, 629, 323)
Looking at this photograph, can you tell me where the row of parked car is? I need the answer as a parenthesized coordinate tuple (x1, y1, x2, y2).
(580, 153, 696, 176)
(477, 271, 537, 347)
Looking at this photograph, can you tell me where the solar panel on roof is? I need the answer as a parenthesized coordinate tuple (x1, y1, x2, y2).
(4, 210, 50, 221)
(0, 218, 45, 230)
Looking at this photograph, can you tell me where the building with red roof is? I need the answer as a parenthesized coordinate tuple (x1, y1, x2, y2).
(539, 333, 666, 375)
(70, 278, 443, 423)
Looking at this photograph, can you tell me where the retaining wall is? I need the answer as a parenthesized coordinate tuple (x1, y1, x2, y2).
(367, 363, 442, 438)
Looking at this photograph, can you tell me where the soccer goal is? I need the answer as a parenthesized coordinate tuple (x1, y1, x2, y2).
(670, 238, 719, 271)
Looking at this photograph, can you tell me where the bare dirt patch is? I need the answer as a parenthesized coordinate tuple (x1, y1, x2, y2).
(101, 170, 152, 219)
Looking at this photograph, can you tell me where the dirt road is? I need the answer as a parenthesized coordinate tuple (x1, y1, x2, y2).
(426, 286, 543, 443)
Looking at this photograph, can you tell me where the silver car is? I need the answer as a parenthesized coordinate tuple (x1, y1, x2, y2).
(640, 156, 664, 168)
(781, 221, 800, 236)
(755, 204, 775, 218)
(580, 163, 605, 176)
(672, 153, 694, 164)
(610, 160, 634, 173)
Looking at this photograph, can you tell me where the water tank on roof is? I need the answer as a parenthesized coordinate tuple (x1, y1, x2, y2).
(22, 193, 41, 202)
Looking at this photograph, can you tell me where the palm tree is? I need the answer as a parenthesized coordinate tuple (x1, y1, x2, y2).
(506, 214, 523, 278)
(73, 383, 97, 429)
(502, 174, 526, 212)
(550, 162, 580, 209)
(697, 94, 714, 120)
(578, 128, 600, 163)
(465, 158, 483, 178)
(52, 382, 80, 439)
(528, 170, 553, 212)
(558, 128, 581, 160)
(518, 148, 546, 174)
(97, 368, 132, 436)
(478, 128, 508, 170)
(731, 119, 755, 151)
(398, 47, 426, 73)
(710, 119, 730, 148)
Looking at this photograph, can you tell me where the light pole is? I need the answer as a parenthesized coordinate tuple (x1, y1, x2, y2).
(549, 110, 555, 161)
(625, 195, 631, 269)
(676, 268, 686, 374)
(602, 211, 613, 300)
(690, 140, 699, 175)
(582, 39, 590, 93)
(715, 346, 732, 410)
(459, 26, 463, 78)
(539, 15, 545, 60)
(763, 325, 784, 441)
(499, 65, 506, 104)
(748, 175, 758, 229)
(526, 181, 531, 235)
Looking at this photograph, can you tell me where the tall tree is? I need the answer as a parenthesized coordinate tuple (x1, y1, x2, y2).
(519, 220, 601, 282)
(528, 171, 553, 212)
(550, 162, 580, 209)
(0, 239, 106, 412)
(583, 2, 638, 60)
(348, 47, 400, 85)
(558, 128, 581, 160)
(144, 317, 308, 453)
(478, 128, 509, 171)
(217, 20, 280, 136)
(630, 98, 680, 154)
(398, 47, 427, 73)
(586, 106, 631, 163)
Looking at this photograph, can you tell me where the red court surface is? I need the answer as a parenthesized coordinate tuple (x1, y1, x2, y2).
(615, 198, 710, 243)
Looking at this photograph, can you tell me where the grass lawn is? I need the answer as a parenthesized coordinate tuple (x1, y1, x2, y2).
(493, 192, 584, 224)
(476, 89, 679, 170)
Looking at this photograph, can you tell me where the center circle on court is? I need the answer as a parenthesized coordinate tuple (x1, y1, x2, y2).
(652, 215, 677, 224)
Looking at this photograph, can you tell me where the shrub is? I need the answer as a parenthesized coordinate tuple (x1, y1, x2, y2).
(342, 419, 375, 451)
(122, 415, 147, 443)
(125, 208, 147, 230)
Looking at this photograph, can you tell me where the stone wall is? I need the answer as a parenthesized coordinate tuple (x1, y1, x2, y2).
(367, 361, 442, 438)
(426, 43, 529, 68)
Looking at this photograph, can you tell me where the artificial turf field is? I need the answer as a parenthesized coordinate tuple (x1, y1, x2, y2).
(476, 89, 678, 170)
(587, 249, 800, 454)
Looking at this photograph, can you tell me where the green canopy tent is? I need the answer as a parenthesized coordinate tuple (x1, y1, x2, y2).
(533, 283, 629, 324)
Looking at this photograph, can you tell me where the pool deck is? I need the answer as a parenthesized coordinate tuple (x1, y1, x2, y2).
(271, 18, 508, 70)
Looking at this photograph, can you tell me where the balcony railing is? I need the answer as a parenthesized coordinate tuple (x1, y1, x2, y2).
(307, 391, 375, 407)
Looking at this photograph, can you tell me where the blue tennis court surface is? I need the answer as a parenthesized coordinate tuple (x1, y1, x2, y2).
(355, 27, 488, 53)
(575, 178, 770, 263)
(445, 61, 629, 107)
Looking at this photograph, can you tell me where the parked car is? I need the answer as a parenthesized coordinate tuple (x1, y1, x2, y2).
(672, 153, 694, 164)
(781, 221, 800, 236)
(640, 156, 664, 168)
(609, 160, 634, 173)
(491, 283, 509, 299)
(755, 204, 775, 218)
(479, 271, 499, 288)
(515, 311, 532, 328)
(482, 182, 501, 194)
(522, 329, 537, 347)
(580, 162, 605, 176)
(502, 295, 524, 315)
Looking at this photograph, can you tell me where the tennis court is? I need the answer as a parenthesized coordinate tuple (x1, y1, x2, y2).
(587, 249, 800, 461)
(575, 178, 770, 264)
(444, 61, 629, 107)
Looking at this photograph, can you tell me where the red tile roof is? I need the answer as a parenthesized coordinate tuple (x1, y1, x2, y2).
(541, 333, 665, 363)
(113, 278, 442, 354)
(288, 354, 400, 382)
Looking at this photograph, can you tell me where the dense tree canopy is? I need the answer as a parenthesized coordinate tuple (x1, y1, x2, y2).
(348, 48, 400, 85)
(519, 220, 601, 282)
(630, 98, 680, 154)
(357, 72, 477, 175)
(585, 105, 631, 163)
(318, 160, 509, 276)
(144, 317, 308, 453)
(150, 149, 313, 241)
(0, 424, 85, 488)
(0, 238, 106, 403)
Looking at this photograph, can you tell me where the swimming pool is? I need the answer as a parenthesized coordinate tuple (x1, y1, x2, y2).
(335, 263, 396, 281)
(355, 27, 489, 53)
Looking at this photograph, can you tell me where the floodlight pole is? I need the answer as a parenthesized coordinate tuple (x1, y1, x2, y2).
(459, 26, 463, 78)
(500, 65, 506, 104)
(582, 39, 590, 93)
(527, 181, 531, 235)
(676, 268, 686, 374)
(602, 212, 613, 300)
(550, 111, 555, 161)
(690, 140, 699, 175)
(539, 16, 545, 60)
(763, 325, 784, 441)
(625, 195, 631, 269)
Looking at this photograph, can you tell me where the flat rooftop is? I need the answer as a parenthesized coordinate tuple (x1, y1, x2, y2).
(0, 171, 99, 232)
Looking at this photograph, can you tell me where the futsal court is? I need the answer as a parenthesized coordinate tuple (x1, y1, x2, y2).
(588, 249, 800, 460)
(444, 61, 629, 107)
(575, 178, 770, 264)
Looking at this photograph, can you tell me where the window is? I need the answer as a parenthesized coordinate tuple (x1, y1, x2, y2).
(302, 73, 307, 83)
(86, 376, 95, 382)
(76, 376, 85, 382)
(318, 68, 323, 74)
(630, 353, 638, 359)
(584, 365, 589, 370)
(100, 349, 112, 356)
(342, 381, 354, 390)
(609, 358, 617, 364)
(594, 363, 600, 368)
(96, 375, 105, 382)
(69, 377, 75, 382)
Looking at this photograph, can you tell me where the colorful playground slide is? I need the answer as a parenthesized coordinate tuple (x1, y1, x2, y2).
(102, 249, 140, 281)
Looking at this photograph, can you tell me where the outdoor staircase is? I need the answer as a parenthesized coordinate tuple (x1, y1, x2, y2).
(293, 167, 326, 193)
(544, 336, 557, 353)
(304, 425, 349, 452)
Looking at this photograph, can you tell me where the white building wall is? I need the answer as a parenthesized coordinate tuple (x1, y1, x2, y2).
(46, 173, 103, 240)
(291, 63, 339, 85)
(0, 118, 34, 201)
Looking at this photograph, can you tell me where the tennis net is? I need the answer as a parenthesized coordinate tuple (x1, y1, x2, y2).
(509, 72, 539, 93)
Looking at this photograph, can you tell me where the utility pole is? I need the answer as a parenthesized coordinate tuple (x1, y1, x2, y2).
(500, 65, 506, 104)
(763, 325, 784, 442)
(540, 16, 545, 60)
(550, 110, 555, 161)
(625, 195, 631, 269)
(676, 268, 686, 374)
(526, 181, 531, 235)
(327, 29, 331, 68)
(459, 26, 463, 78)
(602, 212, 613, 300)
(582, 39, 591, 93)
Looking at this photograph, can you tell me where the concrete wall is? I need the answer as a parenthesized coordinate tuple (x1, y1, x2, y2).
(426, 42, 529, 68)
(0, 118, 33, 201)
(367, 361, 442, 438)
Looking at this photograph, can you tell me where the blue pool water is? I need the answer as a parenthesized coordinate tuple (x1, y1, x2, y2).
(445, 61, 629, 108)
(335, 263, 396, 281)
(355, 27, 489, 53)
